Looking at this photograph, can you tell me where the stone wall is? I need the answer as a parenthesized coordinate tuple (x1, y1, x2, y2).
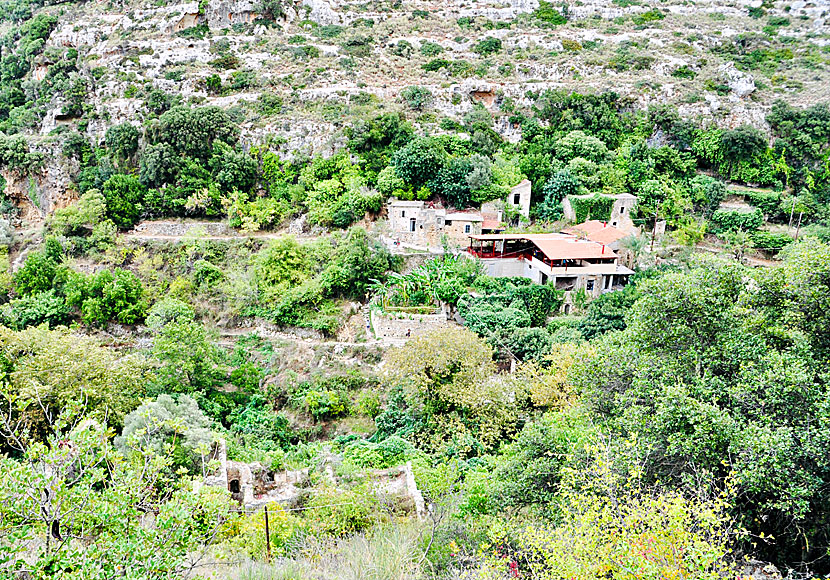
(370, 309, 451, 341)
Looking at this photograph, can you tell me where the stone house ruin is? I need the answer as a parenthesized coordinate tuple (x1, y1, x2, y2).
(203, 440, 427, 518)
(204, 440, 309, 509)
(387, 181, 531, 249)
(562, 193, 638, 234)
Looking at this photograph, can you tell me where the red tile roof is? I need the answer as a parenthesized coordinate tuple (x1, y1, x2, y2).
(531, 235, 618, 260)
(481, 219, 504, 230)
(468, 232, 618, 260)
(562, 220, 629, 245)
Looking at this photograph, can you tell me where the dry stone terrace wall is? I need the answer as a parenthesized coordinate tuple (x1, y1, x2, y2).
(370, 309, 451, 341)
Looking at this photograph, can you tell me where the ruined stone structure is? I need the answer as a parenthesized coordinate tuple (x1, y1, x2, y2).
(562, 193, 638, 234)
(387, 181, 532, 250)
(204, 440, 309, 508)
(387, 200, 483, 249)
(505, 179, 531, 221)
(370, 309, 452, 342)
(204, 440, 427, 518)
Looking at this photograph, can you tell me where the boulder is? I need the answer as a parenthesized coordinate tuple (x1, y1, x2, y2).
(718, 61, 756, 98)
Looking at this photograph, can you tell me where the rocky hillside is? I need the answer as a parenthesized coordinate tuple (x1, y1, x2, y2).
(20, 0, 830, 147)
(0, 0, 827, 222)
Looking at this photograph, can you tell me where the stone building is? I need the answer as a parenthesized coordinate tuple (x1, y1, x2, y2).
(387, 200, 483, 248)
(562, 193, 638, 233)
(386, 181, 531, 249)
(466, 232, 634, 309)
(505, 179, 531, 222)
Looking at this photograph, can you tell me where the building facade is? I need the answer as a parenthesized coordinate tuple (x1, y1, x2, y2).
(466, 233, 634, 304)
(386, 181, 532, 249)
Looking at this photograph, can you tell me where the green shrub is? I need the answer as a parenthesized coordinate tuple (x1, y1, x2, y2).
(473, 37, 502, 56)
(419, 41, 444, 56)
(751, 230, 792, 252)
(105, 123, 140, 159)
(4, 290, 71, 329)
(177, 24, 209, 39)
(390, 40, 413, 58)
(193, 259, 225, 287)
(14, 249, 59, 295)
(534, 1, 567, 24)
(710, 208, 764, 232)
(671, 65, 697, 79)
(78, 268, 147, 326)
(146, 298, 194, 329)
(422, 58, 451, 72)
(302, 486, 378, 537)
(400, 86, 433, 111)
(102, 174, 145, 229)
(631, 8, 665, 26)
(745, 191, 781, 216)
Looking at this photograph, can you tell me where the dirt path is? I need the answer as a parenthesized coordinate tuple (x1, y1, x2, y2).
(215, 325, 405, 349)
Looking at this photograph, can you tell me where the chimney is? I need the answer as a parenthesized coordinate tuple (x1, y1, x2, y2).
(601, 244, 605, 254)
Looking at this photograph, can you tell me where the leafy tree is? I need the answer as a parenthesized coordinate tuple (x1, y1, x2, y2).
(151, 106, 239, 162)
(210, 142, 257, 193)
(146, 297, 195, 329)
(346, 113, 414, 180)
(4, 290, 71, 329)
(720, 124, 767, 170)
(150, 319, 224, 395)
(473, 37, 502, 56)
(13, 248, 59, 295)
(537, 170, 580, 220)
(572, 252, 830, 567)
(472, 408, 596, 516)
(105, 123, 140, 161)
(139, 142, 183, 188)
(102, 174, 146, 229)
(0, 325, 145, 446)
(577, 291, 627, 339)
(400, 86, 433, 111)
(49, 189, 107, 236)
(116, 394, 216, 476)
(493, 444, 737, 580)
(0, 417, 230, 577)
(690, 174, 727, 217)
(319, 227, 397, 300)
(387, 327, 517, 454)
(255, 236, 312, 300)
(430, 156, 474, 207)
(554, 130, 609, 164)
(76, 268, 147, 326)
(391, 137, 447, 189)
(503, 326, 553, 362)
(145, 89, 173, 114)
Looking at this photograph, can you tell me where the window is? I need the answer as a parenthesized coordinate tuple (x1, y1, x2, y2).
(586, 280, 595, 291)
(612, 221, 617, 227)
(445, 220, 453, 226)
(620, 206, 626, 213)
(513, 194, 520, 205)
(464, 224, 471, 234)
(401, 210, 406, 217)
(409, 218, 416, 232)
